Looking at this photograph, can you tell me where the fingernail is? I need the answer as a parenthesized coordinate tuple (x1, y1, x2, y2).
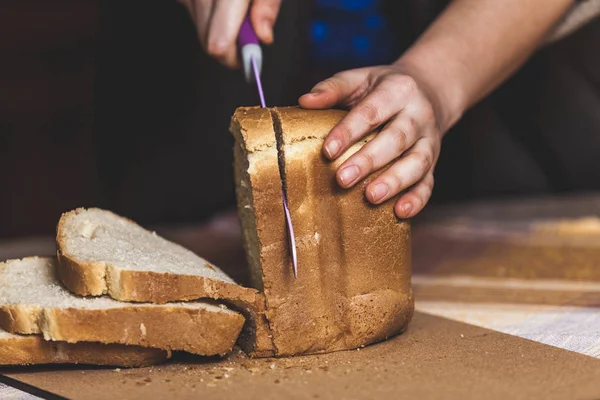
(338, 165, 360, 186)
(301, 90, 320, 98)
(310, 85, 323, 94)
(300, 89, 320, 100)
(403, 203, 413, 217)
(369, 183, 389, 203)
(325, 140, 341, 158)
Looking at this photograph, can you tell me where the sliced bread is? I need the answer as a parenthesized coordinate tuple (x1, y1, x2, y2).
(0, 327, 168, 367)
(0, 257, 245, 356)
(56, 208, 276, 357)
(56, 208, 243, 302)
(230, 106, 413, 356)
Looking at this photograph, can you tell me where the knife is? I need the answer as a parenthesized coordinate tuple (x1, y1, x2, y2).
(238, 15, 298, 278)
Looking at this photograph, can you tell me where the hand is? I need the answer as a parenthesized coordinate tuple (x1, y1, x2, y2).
(299, 64, 447, 219)
(176, 0, 281, 68)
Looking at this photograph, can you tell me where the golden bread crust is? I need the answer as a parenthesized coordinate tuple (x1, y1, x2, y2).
(232, 106, 413, 356)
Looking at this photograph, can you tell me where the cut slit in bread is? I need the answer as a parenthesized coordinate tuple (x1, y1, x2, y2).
(230, 106, 413, 356)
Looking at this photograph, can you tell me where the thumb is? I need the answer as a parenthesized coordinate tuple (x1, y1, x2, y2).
(299, 69, 371, 110)
(251, 0, 282, 44)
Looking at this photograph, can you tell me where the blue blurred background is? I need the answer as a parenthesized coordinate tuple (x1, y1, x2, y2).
(309, 0, 397, 71)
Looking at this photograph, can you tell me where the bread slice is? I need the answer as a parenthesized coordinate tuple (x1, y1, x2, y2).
(0, 327, 168, 367)
(56, 208, 276, 357)
(57, 208, 243, 302)
(230, 106, 413, 356)
(0, 257, 245, 356)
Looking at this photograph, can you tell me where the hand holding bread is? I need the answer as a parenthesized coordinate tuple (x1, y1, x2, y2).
(299, 64, 443, 219)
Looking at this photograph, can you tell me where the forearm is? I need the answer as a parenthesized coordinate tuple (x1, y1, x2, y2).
(397, 0, 575, 132)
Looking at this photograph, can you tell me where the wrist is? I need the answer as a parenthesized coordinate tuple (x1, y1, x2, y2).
(394, 51, 466, 134)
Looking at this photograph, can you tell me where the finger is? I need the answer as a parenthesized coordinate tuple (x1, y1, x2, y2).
(193, 0, 214, 48)
(250, 0, 282, 44)
(336, 116, 419, 188)
(207, 0, 248, 68)
(365, 138, 436, 204)
(298, 69, 370, 110)
(324, 82, 417, 162)
(394, 174, 435, 219)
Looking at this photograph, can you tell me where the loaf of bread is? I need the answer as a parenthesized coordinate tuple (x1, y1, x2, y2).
(56, 208, 275, 357)
(0, 327, 168, 367)
(231, 106, 413, 356)
(51, 106, 413, 359)
(0, 257, 245, 356)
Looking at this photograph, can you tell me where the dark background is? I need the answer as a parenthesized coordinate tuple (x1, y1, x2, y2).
(1, 0, 312, 237)
(1, 0, 599, 239)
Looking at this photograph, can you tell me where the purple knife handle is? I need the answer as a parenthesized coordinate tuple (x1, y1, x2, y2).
(238, 14, 263, 84)
(238, 15, 259, 48)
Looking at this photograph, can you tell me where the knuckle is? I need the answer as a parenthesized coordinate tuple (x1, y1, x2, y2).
(358, 103, 381, 126)
(388, 74, 418, 95)
(416, 150, 433, 172)
(390, 128, 408, 154)
(396, 119, 416, 144)
(357, 152, 375, 172)
(387, 170, 403, 192)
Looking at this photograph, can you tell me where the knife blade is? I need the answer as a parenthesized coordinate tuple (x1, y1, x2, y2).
(238, 15, 298, 278)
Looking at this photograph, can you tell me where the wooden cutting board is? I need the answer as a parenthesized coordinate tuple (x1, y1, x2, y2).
(2, 312, 600, 400)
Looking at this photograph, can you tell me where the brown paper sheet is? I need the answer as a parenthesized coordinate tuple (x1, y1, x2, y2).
(3, 313, 600, 400)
